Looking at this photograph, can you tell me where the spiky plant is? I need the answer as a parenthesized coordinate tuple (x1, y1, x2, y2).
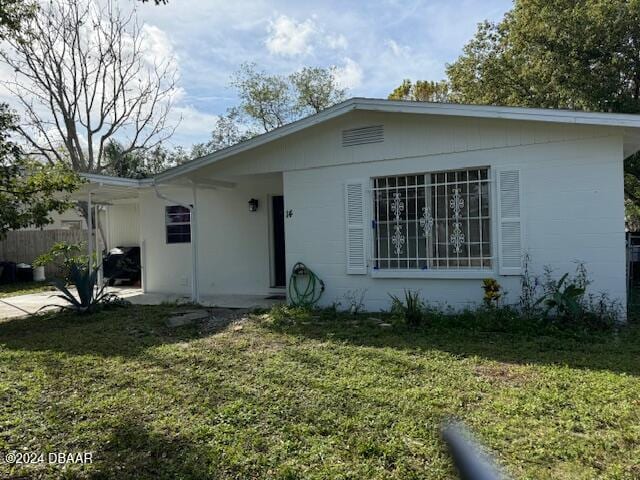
(50, 263, 121, 314)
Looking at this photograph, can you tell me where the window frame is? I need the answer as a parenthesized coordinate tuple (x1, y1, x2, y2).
(165, 205, 192, 244)
(368, 166, 498, 279)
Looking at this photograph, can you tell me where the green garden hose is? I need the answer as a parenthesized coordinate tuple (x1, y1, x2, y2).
(288, 262, 325, 307)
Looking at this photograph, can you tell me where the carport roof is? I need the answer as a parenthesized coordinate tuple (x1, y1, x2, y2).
(73, 173, 148, 203)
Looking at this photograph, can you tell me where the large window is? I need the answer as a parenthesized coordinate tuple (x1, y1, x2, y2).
(165, 205, 191, 244)
(372, 167, 491, 270)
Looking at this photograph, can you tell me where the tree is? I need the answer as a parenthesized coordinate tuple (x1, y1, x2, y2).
(446, 2, 640, 111)
(445, 0, 640, 224)
(231, 63, 294, 133)
(0, 0, 79, 237)
(290, 66, 346, 114)
(102, 141, 181, 179)
(0, 0, 35, 37)
(198, 64, 347, 155)
(0, 0, 179, 174)
(0, 105, 79, 237)
(388, 79, 450, 102)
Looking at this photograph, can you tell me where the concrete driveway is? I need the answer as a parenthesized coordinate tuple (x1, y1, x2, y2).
(0, 287, 284, 320)
(0, 287, 143, 320)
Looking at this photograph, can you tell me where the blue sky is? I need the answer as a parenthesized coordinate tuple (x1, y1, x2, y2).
(123, 1, 511, 147)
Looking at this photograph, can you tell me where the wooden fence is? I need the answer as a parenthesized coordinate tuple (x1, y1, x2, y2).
(0, 229, 88, 276)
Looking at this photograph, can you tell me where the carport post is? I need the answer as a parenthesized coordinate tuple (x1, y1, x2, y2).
(87, 191, 93, 275)
(191, 182, 199, 304)
(95, 204, 103, 286)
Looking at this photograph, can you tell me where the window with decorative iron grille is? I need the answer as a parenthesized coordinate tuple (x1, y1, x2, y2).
(372, 167, 492, 270)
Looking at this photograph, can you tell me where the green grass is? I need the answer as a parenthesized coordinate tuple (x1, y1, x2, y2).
(0, 281, 55, 298)
(1, 306, 640, 479)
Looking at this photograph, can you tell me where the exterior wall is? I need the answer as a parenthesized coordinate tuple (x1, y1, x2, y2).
(138, 174, 283, 296)
(134, 110, 626, 312)
(106, 203, 140, 248)
(279, 119, 626, 311)
(201, 110, 619, 177)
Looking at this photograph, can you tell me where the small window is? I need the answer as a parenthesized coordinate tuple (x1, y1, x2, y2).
(61, 220, 83, 230)
(372, 167, 492, 270)
(165, 206, 191, 244)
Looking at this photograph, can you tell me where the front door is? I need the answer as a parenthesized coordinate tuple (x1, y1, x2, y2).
(272, 196, 286, 287)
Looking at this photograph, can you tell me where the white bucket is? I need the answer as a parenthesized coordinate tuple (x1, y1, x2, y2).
(33, 266, 46, 282)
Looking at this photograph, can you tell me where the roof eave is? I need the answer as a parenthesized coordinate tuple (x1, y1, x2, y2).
(153, 99, 360, 183)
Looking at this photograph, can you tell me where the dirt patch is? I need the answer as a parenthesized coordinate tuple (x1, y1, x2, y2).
(200, 308, 251, 334)
(474, 363, 536, 387)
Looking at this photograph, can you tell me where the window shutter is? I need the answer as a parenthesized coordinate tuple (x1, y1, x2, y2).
(498, 169, 522, 275)
(345, 180, 367, 274)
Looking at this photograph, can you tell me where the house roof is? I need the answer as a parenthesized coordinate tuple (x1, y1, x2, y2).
(81, 98, 640, 188)
(154, 97, 640, 183)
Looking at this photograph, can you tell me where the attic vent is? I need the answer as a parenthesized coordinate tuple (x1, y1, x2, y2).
(342, 125, 384, 147)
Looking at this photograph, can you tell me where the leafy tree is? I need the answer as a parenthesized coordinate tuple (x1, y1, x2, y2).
(446, 2, 640, 111)
(200, 64, 347, 155)
(102, 141, 182, 179)
(191, 108, 257, 157)
(445, 0, 640, 225)
(388, 79, 450, 102)
(232, 63, 293, 133)
(290, 66, 346, 114)
(0, 106, 79, 237)
(0, 0, 34, 38)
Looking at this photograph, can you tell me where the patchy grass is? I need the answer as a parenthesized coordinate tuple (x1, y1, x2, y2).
(0, 281, 55, 298)
(1, 306, 640, 479)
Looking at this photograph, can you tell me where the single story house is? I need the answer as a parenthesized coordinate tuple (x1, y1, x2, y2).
(80, 98, 640, 313)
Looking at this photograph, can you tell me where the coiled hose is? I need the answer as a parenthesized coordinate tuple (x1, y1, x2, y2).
(288, 262, 325, 307)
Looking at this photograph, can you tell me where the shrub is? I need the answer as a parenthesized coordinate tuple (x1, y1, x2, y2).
(389, 290, 425, 327)
(50, 263, 128, 314)
(533, 262, 621, 328)
(342, 289, 367, 315)
(269, 304, 312, 326)
(519, 253, 539, 317)
(34, 241, 92, 280)
(535, 272, 585, 320)
(481, 278, 502, 307)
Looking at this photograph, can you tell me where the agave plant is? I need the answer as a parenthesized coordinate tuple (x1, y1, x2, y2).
(50, 263, 121, 314)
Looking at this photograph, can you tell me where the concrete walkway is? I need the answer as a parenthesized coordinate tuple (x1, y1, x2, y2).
(0, 287, 284, 320)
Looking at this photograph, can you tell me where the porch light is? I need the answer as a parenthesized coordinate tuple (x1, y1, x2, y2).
(248, 198, 259, 212)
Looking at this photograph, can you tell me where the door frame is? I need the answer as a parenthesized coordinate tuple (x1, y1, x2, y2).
(267, 194, 286, 289)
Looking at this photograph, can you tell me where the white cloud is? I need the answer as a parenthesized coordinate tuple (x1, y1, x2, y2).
(334, 58, 363, 89)
(385, 39, 410, 57)
(265, 14, 350, 58)
(167, 105, 219, 143)
(141, 24, 178, 69)
(266, 15, 317, 57)
(327, 33, 348, 50)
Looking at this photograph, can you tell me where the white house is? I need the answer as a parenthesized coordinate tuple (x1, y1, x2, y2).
(80, 98, 640, 312)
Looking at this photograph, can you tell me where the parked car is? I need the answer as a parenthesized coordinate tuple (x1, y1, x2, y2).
(103, 246, 141, 286)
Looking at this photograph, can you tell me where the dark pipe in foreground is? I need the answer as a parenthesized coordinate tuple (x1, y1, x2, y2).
(441, 421, 506, 480)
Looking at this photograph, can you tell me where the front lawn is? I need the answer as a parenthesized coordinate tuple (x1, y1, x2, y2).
(1, 306, 639, 479)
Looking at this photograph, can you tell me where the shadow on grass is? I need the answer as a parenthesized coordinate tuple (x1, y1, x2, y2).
(0, 305, 202, 358)
(87, 421, 214, 480)
(264, 317, 640, 377)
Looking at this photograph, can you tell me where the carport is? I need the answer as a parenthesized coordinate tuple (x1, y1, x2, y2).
(73, 174, 145, 288)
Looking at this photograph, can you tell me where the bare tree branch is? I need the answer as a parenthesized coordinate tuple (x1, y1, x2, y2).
(0, 0, 179, 173)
